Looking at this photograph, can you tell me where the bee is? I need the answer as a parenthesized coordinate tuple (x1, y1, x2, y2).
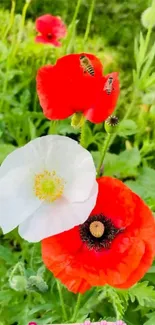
(80, 55, 95, 76)
(103, 76, 114, 95)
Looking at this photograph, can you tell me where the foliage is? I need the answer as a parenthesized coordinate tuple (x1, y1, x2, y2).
(0, 0, 155, 325)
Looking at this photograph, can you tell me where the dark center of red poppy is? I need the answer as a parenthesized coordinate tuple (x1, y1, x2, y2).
(47, 33, 53, 40)
(79, 214, 123, 251)
(106, 115, 119, 126)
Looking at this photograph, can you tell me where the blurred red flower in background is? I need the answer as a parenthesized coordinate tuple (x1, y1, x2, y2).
(42, 177, 155, 294)
(35, 14, 67, 47)
(36, 53, 120, 123)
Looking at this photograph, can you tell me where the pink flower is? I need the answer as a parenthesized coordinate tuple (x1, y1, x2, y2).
(35, 14, 67, 47)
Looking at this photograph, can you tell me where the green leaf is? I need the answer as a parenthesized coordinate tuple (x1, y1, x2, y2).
(91, 151, 100, 167)
(0, 143, 16, 164)
(147, 263, 155, 273)
(118, 119, 138, 137)
(0, 245, 15, 264)
(142, 92, 155, 105)
(144, 312, 155, 325)
(97, 286, 128, 319)
(144, 72, 155, 88)
(128, 282, 155, 308)
(28, 118, 37, 140)
(0, 290, 14, 303)
(126, 167, 155, 209)
(144, 315, 155, 325)
(141, 42, 155, 79)
(104, 148, 141, 178)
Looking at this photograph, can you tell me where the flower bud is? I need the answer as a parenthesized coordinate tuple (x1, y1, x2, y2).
(141, 7, 155, 29)
(9, 275, 27, 292)
(27, 275, 48, 293)
(71, 113, 85, 129)
(105, 115, 119, 134)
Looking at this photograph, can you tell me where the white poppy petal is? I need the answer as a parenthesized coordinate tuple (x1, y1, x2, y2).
(0, 166, 41, 233)
(0, 135, 98, 241)
(45, 137, 97, 202)
(18, 181, 98, 242)
(0, 135, 64, 176)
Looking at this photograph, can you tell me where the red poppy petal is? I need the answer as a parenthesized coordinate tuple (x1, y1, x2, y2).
(35, 14, 66, 36)
(92, 177, 136, 228)
(35, 35, 51, 44)
(50, 38, 61, 47)
(36, 54, 104, 119)
(115, 242, 154, 289)
(105, 239, 145, 287)
(41, 176, 155, 293)
(36, 14, 53, 34)
(49, 17, 67, 38)
(42, 229, 90, 293)
(36, 65, 74, 119)
(85, 72, 120, 123)
(56, 53, 103, 78)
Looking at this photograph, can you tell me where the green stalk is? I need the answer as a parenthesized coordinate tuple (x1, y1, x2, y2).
(33, 51, 49, 111)
(64, 0, 82, 54)
(80, 121, 86, 147)
(71, 293, 82, 322)
(2, 0, 16, 41)
(13, 0, 31, 54)
(122, 93, 137, 121)
(97, 133, 112, 177)
(108, 95, 137, 149)
(56, 280, 67, 321)
(83, 0, 95, 45)
(70, 0, 82, 31)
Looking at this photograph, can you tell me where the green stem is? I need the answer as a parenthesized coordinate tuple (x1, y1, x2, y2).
(97, 133, 112, 177)
(2, 0, 16, 41)
(33, 51, 48, 111)
(9, 262, 25, 281)
(18, 0, 31, 41)
(71, 293, 81, 322)
(83, 0, 95, 45)
(56, 280, 67, 321)
(64, 0, 82, 54)
(80, 121, 86, 147)
(12, 0, 31, 56)
(70, 0, 82, 29)
(123, 93, 137, 121)
(109, 93, 137, 148)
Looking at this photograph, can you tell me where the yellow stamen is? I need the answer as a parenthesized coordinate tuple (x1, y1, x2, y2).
(89, 221, 105, 238)
(34, 170, 65, 203)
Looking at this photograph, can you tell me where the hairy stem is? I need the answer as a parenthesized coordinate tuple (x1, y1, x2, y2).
(3, 0, 16, 41)
(64, 0, 82, 54)
(71, 293, 82, 322)
(97, 133, 112, 177)
(56, 280, 67, 321)
(83, 0, 95, 45)
(80, 121, 86, 147)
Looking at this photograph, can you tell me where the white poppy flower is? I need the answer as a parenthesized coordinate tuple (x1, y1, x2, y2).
(0, 135, 98, 242)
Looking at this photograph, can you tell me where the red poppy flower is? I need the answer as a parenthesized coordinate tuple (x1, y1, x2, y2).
(35, 14, 67, 47)
(42, 177, 155, 294)
(36, 53, 120, 123)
